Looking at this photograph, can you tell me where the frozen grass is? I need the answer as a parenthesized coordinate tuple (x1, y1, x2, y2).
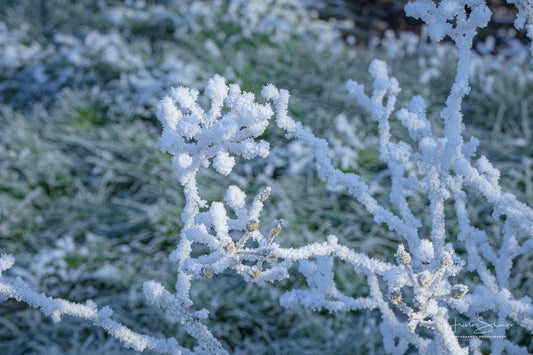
(1, 0, 532, 354)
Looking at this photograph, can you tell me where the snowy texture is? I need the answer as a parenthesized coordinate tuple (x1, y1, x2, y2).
(151, 1, 533, 352)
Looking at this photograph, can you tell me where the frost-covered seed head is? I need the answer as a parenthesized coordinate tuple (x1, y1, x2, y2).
(225, 185, 246, 210)
(261, 83, 279, 101)
(213, 151, 235, 176)
(156, 95, 182, 129)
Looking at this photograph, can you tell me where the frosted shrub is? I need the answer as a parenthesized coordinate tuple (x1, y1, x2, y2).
(1, 1, 533, 354)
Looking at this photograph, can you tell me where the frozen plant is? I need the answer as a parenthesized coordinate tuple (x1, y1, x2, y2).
(151, 0, 533, 353)
(1, 0, 533, 354)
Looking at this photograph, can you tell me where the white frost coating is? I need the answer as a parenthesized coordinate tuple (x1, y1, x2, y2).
(255, 1, 531, 352)
(225, 185, 246, 210)
(174, 153, 193, 171)
(0, 265, 193, 354)
(213, 151, 235, 176)
(0, 254, 15, 272)
(412, 239, 435, 266)
(156, 95, 182, 130)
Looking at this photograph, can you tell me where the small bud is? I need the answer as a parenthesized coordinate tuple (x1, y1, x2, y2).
(259, 187, 271, 203)
(246, 220, 258, 233)
(440, 253, 452, 267)
(396, 244, 411, 266)
(272, 222, 282, 236)
(417, 271, 432, 287)
(450, 284, 468, 299)
(407, 320, 417, 332)
(267, 253, 277, 262)
(389, 289, 402, 304)
(266, 220, 283, 247)
(250, 269, 260, 279)
(199, 266, 214, 279)
(223, 241, 235, 252)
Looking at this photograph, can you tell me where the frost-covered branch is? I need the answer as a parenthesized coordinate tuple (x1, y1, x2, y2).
(148, 2, 533, 353)
(0, 255, 192, 354)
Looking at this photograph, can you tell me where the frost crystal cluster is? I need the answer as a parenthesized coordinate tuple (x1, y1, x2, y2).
(1, 1, 533, 354)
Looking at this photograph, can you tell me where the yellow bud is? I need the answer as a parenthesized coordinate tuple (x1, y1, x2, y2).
(224, 241, 235, 252)
(407, 321, 417, 332)
(265, 220, 283, 247)
(246, 221, 258, 233)
(199, 266, 214, 279)
(259, 187, 271, 203)
(389, 289, 402, 304)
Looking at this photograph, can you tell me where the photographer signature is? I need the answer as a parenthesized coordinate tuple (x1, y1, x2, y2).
(451, 317, 512, 334)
